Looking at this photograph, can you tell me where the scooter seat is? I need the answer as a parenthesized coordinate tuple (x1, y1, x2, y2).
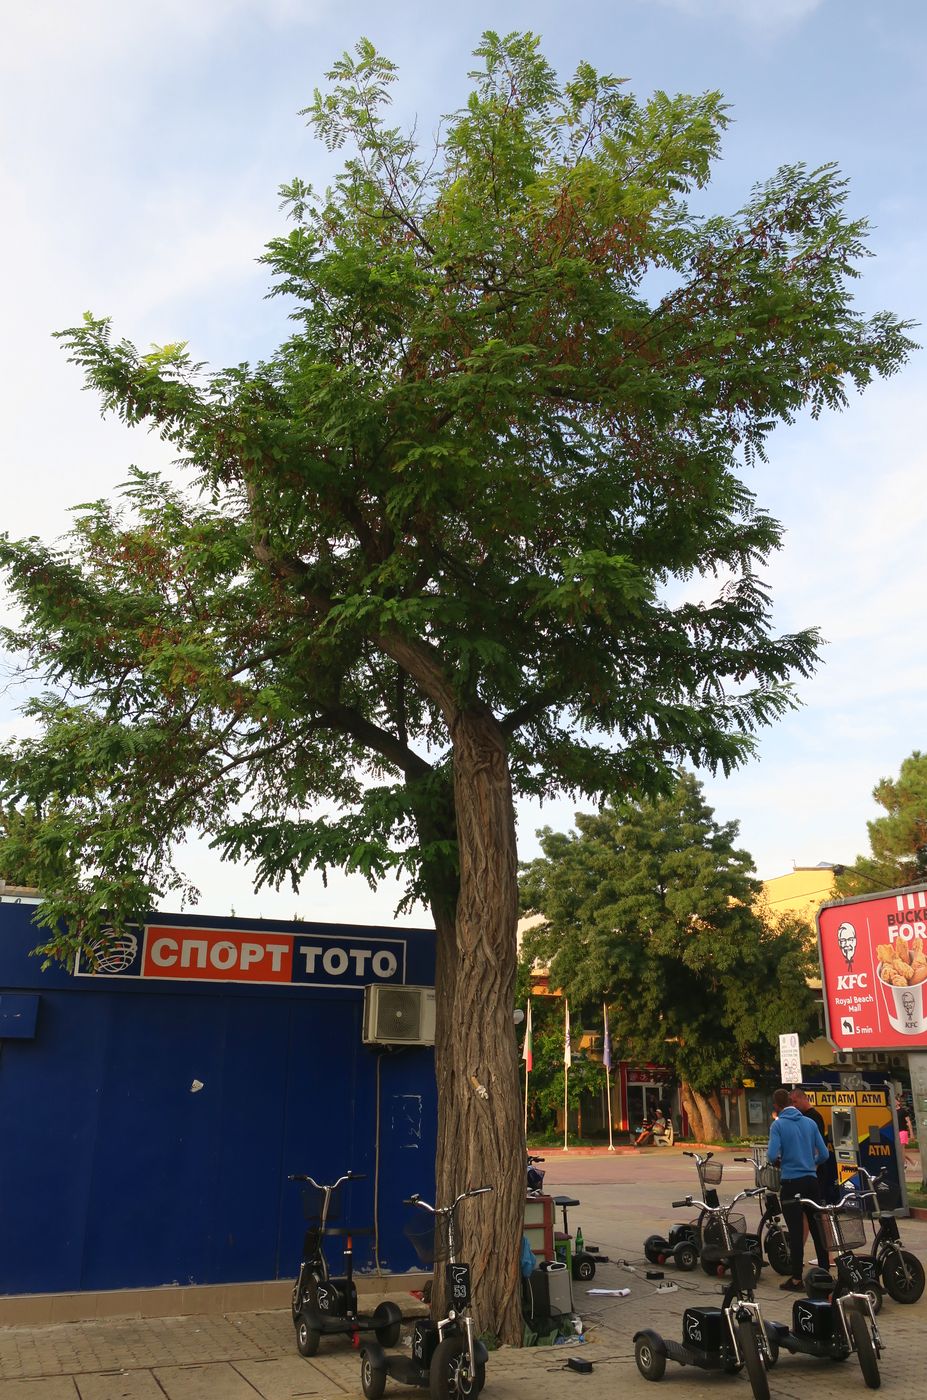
(552, 1195, 581, 1207)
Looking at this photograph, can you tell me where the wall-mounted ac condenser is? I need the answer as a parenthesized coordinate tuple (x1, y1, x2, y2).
(363, 984, 436, 1046)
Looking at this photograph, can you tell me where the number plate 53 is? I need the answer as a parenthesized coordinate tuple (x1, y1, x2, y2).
(446, 1262, 471, 1308)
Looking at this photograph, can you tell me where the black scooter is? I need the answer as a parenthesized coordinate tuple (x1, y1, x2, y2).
(289, 1171, 403, 1356)
(635, 1187, 777, 1400)
(360, 1185, 492, 1400)
(643, 1152, 726, 1273)
(849, 1166, 925, 1304)
(770, 1193, 883, 1389)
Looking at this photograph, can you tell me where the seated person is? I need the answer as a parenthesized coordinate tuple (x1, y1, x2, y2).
(634, 1108, 666, 1147)
(654, 1112, 675, 1146)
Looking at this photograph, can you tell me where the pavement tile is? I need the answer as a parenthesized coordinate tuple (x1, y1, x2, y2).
(0, 1381, 79, 1400)
(152, 1363, 260, 1399)
(232, 1356, 341, 1398)
(74, 1375, 166, 1400)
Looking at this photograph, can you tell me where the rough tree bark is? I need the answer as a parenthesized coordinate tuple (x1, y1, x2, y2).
(384, 632, 524, 1343)
(681, 1083, 728, 1144)
(432, 707, 523, 1343)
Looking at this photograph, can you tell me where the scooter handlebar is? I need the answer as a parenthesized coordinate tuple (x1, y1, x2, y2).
(672, 1198, 692, 1208)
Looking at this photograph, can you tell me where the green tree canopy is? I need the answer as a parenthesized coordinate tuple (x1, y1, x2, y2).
(0, 32, 912, 1336)
(836, 750, 927, 897)
(519, 773, 818, 1138)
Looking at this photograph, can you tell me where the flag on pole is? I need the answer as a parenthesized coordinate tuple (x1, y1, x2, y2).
(522, 999, 533, 1073)
(564, 999, 571, 1065)
(602, 1003, 612, 1072)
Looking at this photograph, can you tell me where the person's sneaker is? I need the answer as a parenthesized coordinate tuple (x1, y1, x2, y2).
(779, 1278, 804, 1291)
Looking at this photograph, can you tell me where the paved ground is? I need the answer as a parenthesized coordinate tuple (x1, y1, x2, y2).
(2, 1149, 925, 1399)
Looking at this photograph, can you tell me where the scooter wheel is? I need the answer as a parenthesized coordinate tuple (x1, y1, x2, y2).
(429, 1336, 485, 1400)
(700, 1255, 724, 1278)
(574, 1256, 596, 1282)
(375, 1318, 401, 1348)
(862, 1280, 883, 1316)
(361, 1353, 388, 1400)
(296, 1312, 321, 1357)
(674, 1242, 698, 1272)
(765, 1227, 792, 1277)
(881, 1249, 926, 1304)
(374, 1302, 403, 1349)
(643, 1236, 665, 1265)
(635, 1335, 667, 1381)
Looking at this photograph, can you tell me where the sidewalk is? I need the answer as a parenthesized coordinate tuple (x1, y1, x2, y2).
(3, 1267, 926, 1400)
(4, 1145, 926, 1399)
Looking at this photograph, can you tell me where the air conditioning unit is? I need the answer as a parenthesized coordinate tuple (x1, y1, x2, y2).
(363, 984, 436, 1046)
(873, 1052, 888, 1066)
(854, 1051, 873, 1065)
(836, 1051, 853, 1065)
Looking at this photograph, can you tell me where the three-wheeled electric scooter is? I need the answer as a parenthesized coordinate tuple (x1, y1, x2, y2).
(360, 1185, 492, 1400)
(289, 1171, 403, 1357)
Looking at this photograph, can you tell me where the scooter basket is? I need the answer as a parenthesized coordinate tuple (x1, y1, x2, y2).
(819, 1208, 866, 1253)
(404, 1215, 452, 1266)
(757, 1163, 781, 1191)
(698, 1213, 747, 1262)
(699, 1161, 724, 1186)
(300, 1183, 344, 1225)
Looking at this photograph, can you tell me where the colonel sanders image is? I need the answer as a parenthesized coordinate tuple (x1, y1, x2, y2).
(837, 921, 857, 972)
(902, 990, 916, 1021)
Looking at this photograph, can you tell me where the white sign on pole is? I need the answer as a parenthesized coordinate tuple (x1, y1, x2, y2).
(779, 1032, 802, 1085)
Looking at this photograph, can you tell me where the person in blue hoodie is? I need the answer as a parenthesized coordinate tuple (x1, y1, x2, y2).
(767, 1087, 830, 1290)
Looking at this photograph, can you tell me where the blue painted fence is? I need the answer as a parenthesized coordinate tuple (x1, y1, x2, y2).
(0, 900, 437, 1295)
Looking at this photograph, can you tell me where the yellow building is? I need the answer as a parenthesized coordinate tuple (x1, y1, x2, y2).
(761, 864, 837, 1069)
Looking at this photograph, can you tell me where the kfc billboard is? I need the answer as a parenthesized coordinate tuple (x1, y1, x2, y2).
(818, 884, 927, 1051)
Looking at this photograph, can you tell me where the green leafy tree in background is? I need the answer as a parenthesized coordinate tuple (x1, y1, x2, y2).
(836, 751, 927, 896)
(520, 773, 818, 1140)
(0, 34, 912, 1337)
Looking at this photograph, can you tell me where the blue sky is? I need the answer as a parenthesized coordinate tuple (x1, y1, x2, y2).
(1, 0, 925, 922)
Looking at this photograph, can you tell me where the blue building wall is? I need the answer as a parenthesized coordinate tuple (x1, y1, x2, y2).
(0, 899, 437, 1295)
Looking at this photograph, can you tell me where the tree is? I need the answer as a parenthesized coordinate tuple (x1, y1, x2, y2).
(0, 34, 912, 1338)
(836, 751, 927, 896)
(519, 774, 818, 1141)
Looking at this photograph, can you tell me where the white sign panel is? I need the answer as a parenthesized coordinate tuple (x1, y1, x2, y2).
(779, 1031, 802, 1085)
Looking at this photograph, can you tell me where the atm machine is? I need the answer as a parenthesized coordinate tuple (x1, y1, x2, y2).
(831, 1106, 858, 1188)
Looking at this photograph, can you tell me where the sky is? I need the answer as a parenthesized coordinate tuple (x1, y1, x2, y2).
(1, 0, 925, 925)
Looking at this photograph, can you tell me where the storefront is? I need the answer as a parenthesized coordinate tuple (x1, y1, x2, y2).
(0, 897, 437, 1298)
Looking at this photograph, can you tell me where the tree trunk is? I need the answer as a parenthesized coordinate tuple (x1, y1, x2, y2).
(680, 1083, 727, 1144)
(682, 1084, 727, 1143)
(680, 1082, 705, 1142)
(433, 707, 523, 1344)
